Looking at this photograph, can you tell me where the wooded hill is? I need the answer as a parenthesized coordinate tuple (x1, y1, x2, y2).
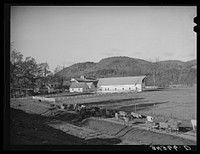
(56, 56, 197, 87)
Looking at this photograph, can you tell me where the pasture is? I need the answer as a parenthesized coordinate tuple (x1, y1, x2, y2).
(49, 86, 196, 124)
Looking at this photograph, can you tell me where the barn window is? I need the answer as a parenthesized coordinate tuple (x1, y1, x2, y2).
(129, 88, 131, 90)
(115, 88, 117, 90)
(122, 88, 124, 90)
(108, 88, 109, 91)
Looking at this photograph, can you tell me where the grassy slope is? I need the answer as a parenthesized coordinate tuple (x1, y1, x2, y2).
(10, 108, 87, 145)
(9, 108, 122, 146)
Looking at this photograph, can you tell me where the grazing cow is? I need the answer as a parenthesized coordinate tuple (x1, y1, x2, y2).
(146, 116, 154, 123)
(119, 111, 127, 117)
(115, 112, 119, 119)
(191, 119, 196, 132)
(73, 104, 77, 110)
(60, 104, 65, 110)
(146, 116, 155, 130)
(131, 112, 142, 119)
(122, 116, 130, 125)
(81, 105, 86, 108)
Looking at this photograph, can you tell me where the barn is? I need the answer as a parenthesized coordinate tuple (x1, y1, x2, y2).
(69, 82, 90, 92)
(97, 76, 146, 93)
(70, 76, 98, 87)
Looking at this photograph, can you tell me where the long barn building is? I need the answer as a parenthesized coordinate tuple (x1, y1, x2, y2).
(97, 76, 146, 93)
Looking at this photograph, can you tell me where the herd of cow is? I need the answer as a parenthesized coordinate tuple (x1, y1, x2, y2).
(50, 103, 197, 134)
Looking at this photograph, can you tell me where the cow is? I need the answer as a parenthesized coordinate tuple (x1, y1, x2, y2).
(115, 112, 119, 120)
(146, 116, 154, 123)
(81, 105, 86, 108)
(60, 104, 65, 110)
(119, 111, 127, 117)
(73, 104, 77, 110)
(131, 112, 142, 119)
(191, 119, 196, 132)
(122, 116, 130, 126)
(146, 116, 157, 131)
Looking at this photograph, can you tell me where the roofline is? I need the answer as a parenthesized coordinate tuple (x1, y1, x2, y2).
(97, 76, 146, 80)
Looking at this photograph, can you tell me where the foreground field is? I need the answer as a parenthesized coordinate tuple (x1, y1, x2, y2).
(10, 108, 122, 145)
(10, 86, 196, 146)
(9, 108, 196, 146)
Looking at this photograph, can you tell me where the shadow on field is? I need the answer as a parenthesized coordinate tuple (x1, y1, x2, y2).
(143, 88, 167, 92)
(47, 92, 94, 98)
(118, 101, 170, 112)
(86, 137, 122, 145)
(82, 97, 145, 106)
(179, 126, 193, 133)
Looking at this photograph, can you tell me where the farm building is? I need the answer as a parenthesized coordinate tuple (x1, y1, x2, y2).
(70, 76, 98, 87)
(69, 82, 95, 92)
(97, 76, 146, 93)
(38, 84, 56, 94)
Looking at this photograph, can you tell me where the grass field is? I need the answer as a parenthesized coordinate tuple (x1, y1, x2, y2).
(13, 86, 196, 122)
(11, 86, 196, 124)
(52, 86, 196, 123)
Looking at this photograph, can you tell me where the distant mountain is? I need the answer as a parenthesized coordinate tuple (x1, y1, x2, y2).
(158, 60, 185, 69)
(184, 59, 197, 68)
(56, 56, 196, 87)
(158, 59, 196, 69)
(57, 56, 153, 79)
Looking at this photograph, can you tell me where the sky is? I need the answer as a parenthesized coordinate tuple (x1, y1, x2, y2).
(11, 6, 197, 71)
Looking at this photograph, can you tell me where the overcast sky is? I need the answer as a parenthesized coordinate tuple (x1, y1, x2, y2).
(11, 6, 196, 71)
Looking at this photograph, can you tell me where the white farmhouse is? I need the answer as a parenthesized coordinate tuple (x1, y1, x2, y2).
(69, 82, 89, 93)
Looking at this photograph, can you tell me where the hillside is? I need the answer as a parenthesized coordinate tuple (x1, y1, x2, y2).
(57, 56, 196, 87)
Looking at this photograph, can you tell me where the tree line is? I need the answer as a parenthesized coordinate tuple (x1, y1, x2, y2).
(10, 49, 196, 92)
(10, 49, 64, 90)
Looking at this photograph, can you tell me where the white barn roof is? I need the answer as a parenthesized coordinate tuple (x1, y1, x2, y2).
(97, 76, 146, 86)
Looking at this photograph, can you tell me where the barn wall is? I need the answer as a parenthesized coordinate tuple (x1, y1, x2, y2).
(69, 88, 84, 92)
(98, 84, 142, 92)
